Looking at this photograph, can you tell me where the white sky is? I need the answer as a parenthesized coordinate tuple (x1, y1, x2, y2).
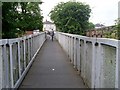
(40, 0, 119, 26)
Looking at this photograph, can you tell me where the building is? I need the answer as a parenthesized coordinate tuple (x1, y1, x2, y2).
(95, 23, 105, 29)
(86, 25, 116, 38)
(43, 20, 56, 32)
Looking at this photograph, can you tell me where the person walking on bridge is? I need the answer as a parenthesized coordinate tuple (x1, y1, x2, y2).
(51, 29, 54, 41)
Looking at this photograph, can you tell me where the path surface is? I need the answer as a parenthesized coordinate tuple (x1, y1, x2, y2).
(19, 38, 87, 88)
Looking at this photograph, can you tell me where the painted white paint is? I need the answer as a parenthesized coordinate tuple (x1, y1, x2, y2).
(56, 32, 119, 88)
(0, 31, 119, 88)
(0, 45, 2, 90)
(0, 32, 46, 89)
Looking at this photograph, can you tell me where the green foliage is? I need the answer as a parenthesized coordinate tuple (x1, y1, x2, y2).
(103, 29, 117, 39)
(2, 2, 43, 39)
(0, 2, 2, 38)
(115, 18, 120, 40)
(87, 22, 95, 29)
(50, 1, 91, 35)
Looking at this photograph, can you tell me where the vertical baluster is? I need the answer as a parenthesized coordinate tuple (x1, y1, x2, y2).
(0, 44, 3, 89)
(9, 44, 14, 88)
(3, 44, 9, 88)
(18, 41, 21, 78)
(91, 42, 95, 88)
(115, 45, 119, 88)
(23, 39, 26, 69)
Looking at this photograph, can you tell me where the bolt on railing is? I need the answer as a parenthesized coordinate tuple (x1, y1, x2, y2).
(0, 32, 46, 89)
(56, 32, 120, 88)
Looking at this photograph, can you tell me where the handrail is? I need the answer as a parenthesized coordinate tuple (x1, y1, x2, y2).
(0, 32, 46, 89)
(56, 31, 120, 88)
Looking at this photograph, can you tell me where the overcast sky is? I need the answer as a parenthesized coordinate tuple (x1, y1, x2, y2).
(40, 0, 119, 26)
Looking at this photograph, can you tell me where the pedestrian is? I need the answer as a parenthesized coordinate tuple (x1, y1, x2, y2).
(51, 29, 54, 41)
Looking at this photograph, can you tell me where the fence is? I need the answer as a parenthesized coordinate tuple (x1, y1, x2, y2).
(56, 32, 120, 88)
(0, 32, 46, 89)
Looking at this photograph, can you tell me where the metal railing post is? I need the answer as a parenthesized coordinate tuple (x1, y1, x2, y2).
(0, 44, 3, 89)
(9, 44, 14, 88)
(18, 41, 21, 78)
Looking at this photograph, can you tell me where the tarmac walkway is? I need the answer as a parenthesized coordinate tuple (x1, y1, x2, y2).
(19, 38, 87, 88)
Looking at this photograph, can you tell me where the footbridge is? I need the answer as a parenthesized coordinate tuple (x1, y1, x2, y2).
(0, 32, 120, 89)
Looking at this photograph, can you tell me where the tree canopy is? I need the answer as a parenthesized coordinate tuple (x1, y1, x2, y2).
(50, 1, 92, 35)
(87, 22, 95, 30)
(115, 18, 120, 40)
(2, 2, 43, 39)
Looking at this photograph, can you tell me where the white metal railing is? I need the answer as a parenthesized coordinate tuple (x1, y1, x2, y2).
(56, 32, 120, 88)
(0, 32, 46, 89)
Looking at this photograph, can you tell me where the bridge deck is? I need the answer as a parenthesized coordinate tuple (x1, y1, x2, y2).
(19, 38, 87, 88)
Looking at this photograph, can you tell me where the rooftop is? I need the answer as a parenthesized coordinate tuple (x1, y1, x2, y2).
(43, 20, 54, 24)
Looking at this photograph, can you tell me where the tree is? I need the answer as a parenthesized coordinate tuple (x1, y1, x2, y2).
(49, 1, 91, 35)
(2, 2, 43, 39)
(115, 18, 120, 40)
(87, 22, 95, 29)
(18, 2, 43, 31)
(2, 2, 18, 38)
(0, 2, 2, 38)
